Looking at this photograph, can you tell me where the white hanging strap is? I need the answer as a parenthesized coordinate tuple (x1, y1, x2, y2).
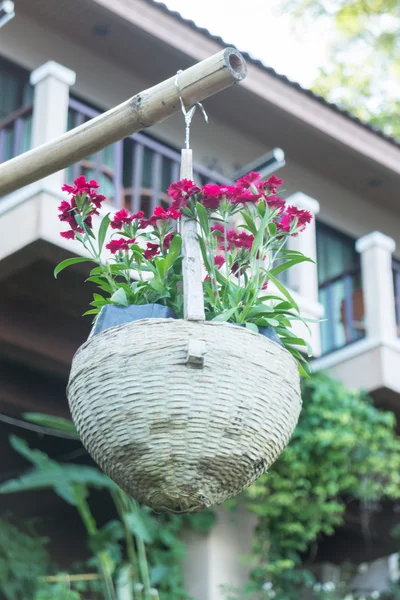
(180, 149, 206, 321)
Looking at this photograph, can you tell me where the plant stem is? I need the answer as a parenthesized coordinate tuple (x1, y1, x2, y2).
(75, 493, 117, 600)
(128, 498, 152, 600)
(111, 489, 140, 584)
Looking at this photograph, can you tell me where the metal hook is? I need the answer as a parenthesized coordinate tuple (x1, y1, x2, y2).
(175, 69, 208, 149)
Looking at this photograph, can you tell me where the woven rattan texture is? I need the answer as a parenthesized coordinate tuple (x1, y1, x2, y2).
(67, 319, 301, 513)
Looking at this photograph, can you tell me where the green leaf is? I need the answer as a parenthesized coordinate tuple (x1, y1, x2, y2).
(211, 308, 237, 322)
(83, 308, 101, 316)
(23, 414, 79, 438)
(195, 201, 210, 234)
(150, 278, 165, 293)
(98, 213, 111, 253)
(197, 235, 212, 272)
(110, 287, 128, 306)
(270, 256, 314, 277)
(125, 512, 153, 543)
(54, 257, 95, 278)
(246, 322, 259, 333)
(267, 272, 299, 312)
(240, 211, 258, 236)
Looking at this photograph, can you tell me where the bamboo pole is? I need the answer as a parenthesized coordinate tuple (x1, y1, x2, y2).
(0, 48, 246, 197)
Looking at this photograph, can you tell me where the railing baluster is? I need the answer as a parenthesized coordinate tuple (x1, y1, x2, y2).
(151, 152, 162, 213)
(171, 161, 180, 184)
(94, 149, 103, 184)
(344, 274, 354, 343)
(0, 129, 5, 164)
(132, 142, 144, 213)
(393, 263, 400, 330)
(72, 111, 85, 181)
(325, 283, 337, 352)
(113, 141, 124, 209)
(12, 118, 24, 158)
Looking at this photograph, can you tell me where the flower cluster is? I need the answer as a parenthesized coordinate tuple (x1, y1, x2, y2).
(59, 176, 107, 239)
(56, 172, 313, 374)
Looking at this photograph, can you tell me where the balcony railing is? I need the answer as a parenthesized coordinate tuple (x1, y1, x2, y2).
(67, 97, 231, 215)
(319, 267, 365, 355)
(0, 103, 33, 163)
(393, 260, 400, 333)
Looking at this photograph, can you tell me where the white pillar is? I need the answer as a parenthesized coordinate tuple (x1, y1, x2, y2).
(355, 231, 397, 343)
(30, 61, 76, 189)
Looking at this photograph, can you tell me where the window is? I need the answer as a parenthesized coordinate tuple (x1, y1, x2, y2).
(317, 222, 365, 354)
(0, 55, 32, 120)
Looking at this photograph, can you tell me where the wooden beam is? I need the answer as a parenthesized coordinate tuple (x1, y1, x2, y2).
(0, 48, 246, 196)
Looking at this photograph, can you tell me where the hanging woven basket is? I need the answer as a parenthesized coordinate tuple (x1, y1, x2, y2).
(68, 317, 301, 513)
(66, 57, 303, 512)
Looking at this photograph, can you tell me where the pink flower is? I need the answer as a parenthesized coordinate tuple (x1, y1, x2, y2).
(106, 238, 136, 254)
(262, 281, 269, 291)
(143, 242, 160, 260)
(237, 172, 261, 189)
(278, 206, 312, 234)
(210, 223, 224, 237)
(232, 187, 260, 204)
(266, 174, 283, 194)
(266, 195, 286, 213)
(111, 209, 134, 230)
(132, 211, 144, 219)
(225, 230, 254, 250)
(168, 179, 200, 209)
(163, 232, 175, 250)
(201, 184, 224, 210)
(278, 213, 292, 233)
(58, 200, 73, 222)
(214, 255, 225, 268)
(166, 208, 181, 220)
(287, 205, 312, 230)
(153, 206, 169, 220)
(60, 230, 75, 240)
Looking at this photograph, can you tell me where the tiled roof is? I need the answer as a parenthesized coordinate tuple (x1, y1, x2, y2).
(149, 0, 400, 149)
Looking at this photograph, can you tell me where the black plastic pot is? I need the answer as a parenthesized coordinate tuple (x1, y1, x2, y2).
(91, 303, 177, 337)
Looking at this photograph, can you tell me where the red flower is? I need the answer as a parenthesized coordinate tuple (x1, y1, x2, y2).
(237, 172, 261, 189)
(201, 184, 224, 210)
(262, 281, 269, 291)
(278, 206, 312, 234)
(153, 206, 169, 220)
(111, 209, 134, 230)
(60, 230, 75, 240)
(287, 205, 312, 230)
(163, 233, 175, 250)
(132, 211, 144, 219)
(226, 230, 254, 250)
(167, 208, 181, 220)
(278, 213, 292, 233)
(266, 174, 283, 194)
(266, 195, 286, 213)
(168, 179, 200, 209)
(89, 191, 106, 209)
(210, 223, 224, 237)
(214, 255, 225, 268)
(106, 238, 136, 254)
(143, 242, 160, 260)
(232, 187, 260, 204)
(231, 261, 248, 277)
(58, 200, 73, 222)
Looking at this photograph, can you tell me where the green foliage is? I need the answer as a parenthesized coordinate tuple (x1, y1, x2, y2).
(241, 372, 400, 599)
(0, 518, 50, 600)
(0, 425, 217, 600)
(283, 0, 400, 139)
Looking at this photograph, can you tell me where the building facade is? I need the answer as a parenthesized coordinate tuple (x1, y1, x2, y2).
(1, 0, 400, 598)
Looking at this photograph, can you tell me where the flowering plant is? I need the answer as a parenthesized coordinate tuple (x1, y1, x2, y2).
(55, 173, 314, 374)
